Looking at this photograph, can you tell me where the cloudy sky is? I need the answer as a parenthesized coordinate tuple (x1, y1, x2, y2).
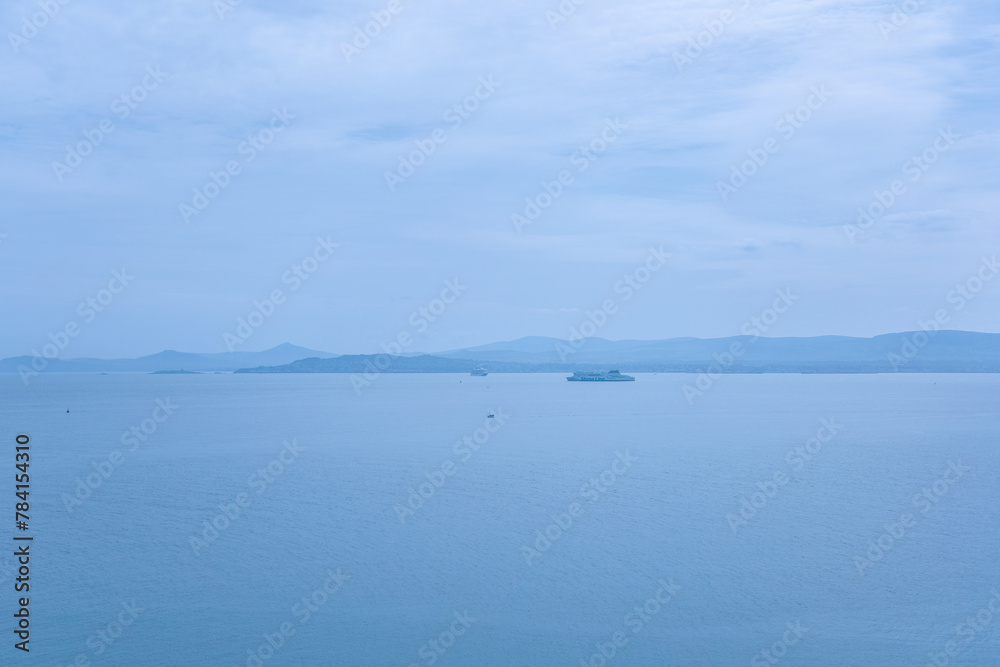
(2, 0, 998, 358)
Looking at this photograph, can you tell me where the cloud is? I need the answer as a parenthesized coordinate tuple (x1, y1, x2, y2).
(1, 0, 999, 355)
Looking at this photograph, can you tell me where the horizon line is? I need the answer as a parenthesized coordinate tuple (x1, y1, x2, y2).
(4, 328, 996, 362)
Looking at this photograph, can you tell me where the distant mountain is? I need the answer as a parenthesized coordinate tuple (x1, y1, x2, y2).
(235, 354, 507, 374)
(0, 343, 336, 374)
(440, 336, 649, 354)
(427, 331, 1000, 372)
(7, 332, 1000, 376)
(235, 331, 1000, 374)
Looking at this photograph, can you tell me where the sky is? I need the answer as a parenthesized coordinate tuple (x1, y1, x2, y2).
(1, 0, 999, 358)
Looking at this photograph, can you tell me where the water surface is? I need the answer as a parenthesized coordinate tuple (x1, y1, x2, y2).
(2, 372, 998, 665)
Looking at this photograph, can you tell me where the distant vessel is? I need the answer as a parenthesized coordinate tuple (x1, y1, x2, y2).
(470, 366, 488, 376)
(566, 370, 635, 382)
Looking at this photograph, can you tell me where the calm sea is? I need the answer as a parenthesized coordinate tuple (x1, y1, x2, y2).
(2, 372, 998, 666)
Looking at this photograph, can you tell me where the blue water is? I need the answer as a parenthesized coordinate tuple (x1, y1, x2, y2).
(2, 373, 999, 666)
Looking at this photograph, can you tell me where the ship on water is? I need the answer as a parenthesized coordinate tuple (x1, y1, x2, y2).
(566, 370, 635, 382)
(470, 366, 488, 376)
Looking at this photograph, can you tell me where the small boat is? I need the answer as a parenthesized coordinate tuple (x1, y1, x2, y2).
(566, 370, 635, 382)
(470, 366, 488, 376)
(487, 413, 495, 419)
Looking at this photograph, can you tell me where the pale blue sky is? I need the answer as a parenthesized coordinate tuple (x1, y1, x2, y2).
(1, 0, 998, 357)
